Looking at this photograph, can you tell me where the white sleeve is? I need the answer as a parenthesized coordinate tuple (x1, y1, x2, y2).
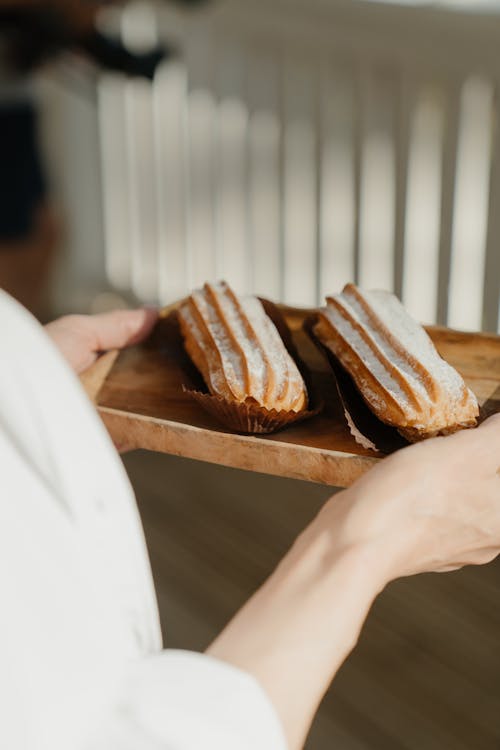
(0, 291, 288, 750)
(88, 650, 288, 750)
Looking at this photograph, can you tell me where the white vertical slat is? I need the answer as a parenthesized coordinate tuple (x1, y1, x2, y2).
(125, 78, 158, 302)
(353, 65, 365, 285)
(402, 84, 443, 324)
(95, 0, 500, 325)
(282, 56, 317, 306)
(214, 42, 249, 294)
(154, 61, 189, 304)
(184, 28, 216, 290)
(185, 87, 216, 289)
(39, 70, 106, 312)
(247, 51, 282, 300)
(319, 63, 356, 298)
(278, 54, 286, 302)
(483, 84, 500, 333)
(448, 76, 494, 332)
(435, 79, 461, 326)
(358, 67, 396, 292)
(393, 71, 412, 300)
(313, 57, 324, 305)
(98, 74, 133, 292)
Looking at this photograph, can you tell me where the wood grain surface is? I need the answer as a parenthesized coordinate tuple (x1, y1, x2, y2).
(84, 304, 500, 487)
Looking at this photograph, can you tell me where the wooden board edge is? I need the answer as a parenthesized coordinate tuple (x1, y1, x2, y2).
(425, 324, 500, 343)
(97, 406, 379, 488)
(80, 349, 120, 403)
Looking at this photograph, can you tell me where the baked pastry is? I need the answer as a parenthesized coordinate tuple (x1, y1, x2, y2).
(178, 281, 307, 413)
(312, 283, 479, 441)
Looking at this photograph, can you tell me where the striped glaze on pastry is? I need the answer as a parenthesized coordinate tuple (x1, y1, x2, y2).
(178, 281, 307, 413)
(313, 283, 479, 441)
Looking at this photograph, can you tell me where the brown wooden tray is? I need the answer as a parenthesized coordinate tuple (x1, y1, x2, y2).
(81, 304, 500, 488)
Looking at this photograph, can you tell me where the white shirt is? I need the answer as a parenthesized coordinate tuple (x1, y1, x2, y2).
(0, 291, 286, 750)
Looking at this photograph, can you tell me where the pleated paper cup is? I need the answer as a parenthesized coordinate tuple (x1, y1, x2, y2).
(179, 299, 322, 435)
(185, 388, 320, 434)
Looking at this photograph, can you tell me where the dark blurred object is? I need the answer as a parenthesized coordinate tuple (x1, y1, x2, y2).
(0, 0, 210, 314)
(0, 203, 59, 317)
(0, 1, 170, 243)
(0, 5, 168, 79)
(0, 7, 68, 74)
(80, 29, 166, 80)
(0, 101, 46, 240)
(0, 1, 172, 314)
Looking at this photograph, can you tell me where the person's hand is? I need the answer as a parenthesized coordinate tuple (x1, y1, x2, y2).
(326, 415, 500, 583)
(45, 307, 158, 374)
(205, 416, 500, 750)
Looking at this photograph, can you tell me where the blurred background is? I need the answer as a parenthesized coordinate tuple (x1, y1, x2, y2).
(1, 0, 500, 747)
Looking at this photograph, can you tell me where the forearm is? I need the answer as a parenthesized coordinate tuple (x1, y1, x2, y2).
(210, 417, 500, 747)
(207, 490, 388, 750)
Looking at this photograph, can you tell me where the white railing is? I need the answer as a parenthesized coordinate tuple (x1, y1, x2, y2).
(96, 0, 500, 331)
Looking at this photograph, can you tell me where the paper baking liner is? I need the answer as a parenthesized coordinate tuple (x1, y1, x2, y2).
(185, 388, 319, 434)
(304, 314, 409, 454)
(160, 301, 321, 435)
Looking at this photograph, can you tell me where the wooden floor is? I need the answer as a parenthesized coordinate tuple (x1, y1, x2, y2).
(125, 450, 500, 750)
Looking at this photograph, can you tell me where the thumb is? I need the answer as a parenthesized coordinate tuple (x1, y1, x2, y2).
(90, 307, 158, 352)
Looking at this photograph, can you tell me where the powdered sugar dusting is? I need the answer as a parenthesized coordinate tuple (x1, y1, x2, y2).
(318, 284, 479, 436)
(359, 289, 466, 403)
(181, 282, 307, 412)
(242, 296, 306, 411)
(323, 305, 415, 412)
(191, 289, 245, 400)
(212, 284, 267, 403)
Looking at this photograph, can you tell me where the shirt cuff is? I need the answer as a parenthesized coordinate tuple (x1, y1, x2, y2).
(89, 649, 288, 750)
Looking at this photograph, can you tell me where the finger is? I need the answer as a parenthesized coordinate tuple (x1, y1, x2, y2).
(474, 412, 500, 469)
(435, 547, 500, 572)
(435, 564, 464, 573)
(477, 412, 500, 433)
(88, 307, 158, 352)
(439, 413, 500, 463)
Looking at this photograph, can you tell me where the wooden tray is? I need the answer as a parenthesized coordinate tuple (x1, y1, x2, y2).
(81, 305, 500, 488)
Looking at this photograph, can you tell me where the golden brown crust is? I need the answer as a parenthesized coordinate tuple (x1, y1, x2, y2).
(178, 281, 307, 414)
(313, 313, 408, 424)
(314, 284, 479, 441)
(341, 284, 439, 401)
